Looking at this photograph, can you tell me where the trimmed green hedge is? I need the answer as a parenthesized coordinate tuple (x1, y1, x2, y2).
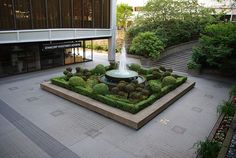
(50, 75, 187, 114)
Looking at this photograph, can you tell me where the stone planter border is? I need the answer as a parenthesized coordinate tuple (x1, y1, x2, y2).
(41, 80, 195, 129)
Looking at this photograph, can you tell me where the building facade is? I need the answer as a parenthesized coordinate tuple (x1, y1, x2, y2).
(0, 0, 116, 77)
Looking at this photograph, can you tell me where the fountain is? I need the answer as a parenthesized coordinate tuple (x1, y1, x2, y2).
(99, 44, 145, 85)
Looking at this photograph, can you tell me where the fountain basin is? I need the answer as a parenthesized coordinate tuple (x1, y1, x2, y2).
(99, 69, 146, 86)
(105, 69, 138, 82)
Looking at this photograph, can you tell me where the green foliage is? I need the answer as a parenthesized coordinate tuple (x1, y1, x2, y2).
(125, 84, 135, 93)
(87, 79, 98, 88)
(129, 32, 165, 59)
(217, 101, 236, 116)
(230, 84, 236, 97)
(93, 83, 109, 95)
(187, 60, 201, 70)
(152, 71, 162, 79)
(109, 61, 118, 70)
(195, 139, 221, 158)
(94, 64, 106, 75)
(116, 3, 133, 30)
(159, 66, 166, 72)
(148, 80, 162, 93)
(127, 0, 218, 49)
(66, 72, 73, 80)
(63, 70, 69, 76)
(191, 23, 236, 75)
(69, 76, 86, 87)
(129, 63, 141, 72)
(162, 76, 176, 87)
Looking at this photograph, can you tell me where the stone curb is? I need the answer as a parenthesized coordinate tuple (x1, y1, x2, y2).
(41, 80, 195, 129)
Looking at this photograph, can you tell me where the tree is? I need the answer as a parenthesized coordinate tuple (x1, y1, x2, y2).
(135, 0, 216, 25)
(217, 0, 236, 21)
(116, 3, 133, 30)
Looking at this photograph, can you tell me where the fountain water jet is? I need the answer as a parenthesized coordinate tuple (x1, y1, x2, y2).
(99, 43, 145, 85)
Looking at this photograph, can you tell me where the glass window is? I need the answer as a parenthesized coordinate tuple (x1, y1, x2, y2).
(94, 0, 102, 28)
(32, 0, 46, 29)
(83, 0, 93, 28)
(73, 0, 82, 28)
(0, 0, 14, 30)
(15, 0, 31, 29)
(47, 0, 60, 28)
(61, 0, 72, 28)
(102, 0, 110, 28)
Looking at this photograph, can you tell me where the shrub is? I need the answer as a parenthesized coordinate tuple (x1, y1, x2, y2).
(66, 67, 72, 72)
(187, 60, 201, 70)
(195, 139, 221, 158)
(217, 101, 236, 116)
(152, 71, 162, 79)
(69, 76, 86, 87)
(163, 72, 171, 77)
(75, 67, 82, 73)
(63, 70, 69, 76)
(125, 84, 135, 93)
(87, 79, 98, 88)
(66, 72, 73, 80)
(230, 84, 236, 97)
(109, 61, 118, 70)
(141, 89, 150, 96)
(93, 83, 109, 95)
(159, 66, 166, 72)
(166, 68, 173, 73)
(162, 76, 176, 87)
(129, 63, 141, 72)
(117, 91, 128, 98)
(117, 82, 127, 91)
(94, 64, 106, 75)
(129, 32, 165, 59)
(111, 87, 119, 94)
(148, 80, 162, 93)
(190, 23, 236, 75)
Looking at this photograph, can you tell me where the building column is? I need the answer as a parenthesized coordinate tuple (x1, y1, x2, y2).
(108, 0, 116, 62)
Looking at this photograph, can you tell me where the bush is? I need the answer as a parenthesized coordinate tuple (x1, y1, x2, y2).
(93, 83, 109, 95)
(187, 60, 201, 70)
(148, 80, 162, 93)
(63, 70, 69, 76)
(230, 84, 236, 97)
(152, 71, 162, 79)
(69, 76, 86, 87)
(217, 101, 236, 116)
(162, 76, 176, 87)
(159, 66, 166, 72)
(125, 84, 135, 93)
(109, 61, 118, 70)
(129, 63, 141, 72)
(66, 72, 73, 80)
(87, 79, 98, 88)
(190, 23, 236, 75)
(163, 72, 171, 77)
(75, 67, 82, 73)
(195, 139, 221, 158)
(129, 32, 165, 59)
(94, 64, 106, 75)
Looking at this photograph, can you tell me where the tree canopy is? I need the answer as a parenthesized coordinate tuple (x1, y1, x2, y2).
(116, 3, 133, 30)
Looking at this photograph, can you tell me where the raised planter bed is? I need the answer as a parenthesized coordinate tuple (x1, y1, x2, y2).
(41, 80, 195, 129)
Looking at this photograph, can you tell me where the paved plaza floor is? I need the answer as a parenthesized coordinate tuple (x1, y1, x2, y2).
(0, 52, 234, 158)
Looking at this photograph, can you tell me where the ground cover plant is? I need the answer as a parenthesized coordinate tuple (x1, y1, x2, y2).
(50, 63, 187, 114)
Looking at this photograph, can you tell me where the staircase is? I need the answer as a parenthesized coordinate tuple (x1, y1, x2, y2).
(141, 50, 192, 73)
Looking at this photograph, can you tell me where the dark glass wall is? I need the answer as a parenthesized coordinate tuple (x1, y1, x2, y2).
(73, 0, 83, 28)
(0, 0, 15, 30)
(0, 0, 110, 30)
(15, 0, 31, 29)
(47, 0, 60, 28)
(32, 0, 46, 29)
(61, 0, 72, 28)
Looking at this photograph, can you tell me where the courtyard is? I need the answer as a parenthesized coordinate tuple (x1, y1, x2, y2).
(0, 52, 234, 158)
